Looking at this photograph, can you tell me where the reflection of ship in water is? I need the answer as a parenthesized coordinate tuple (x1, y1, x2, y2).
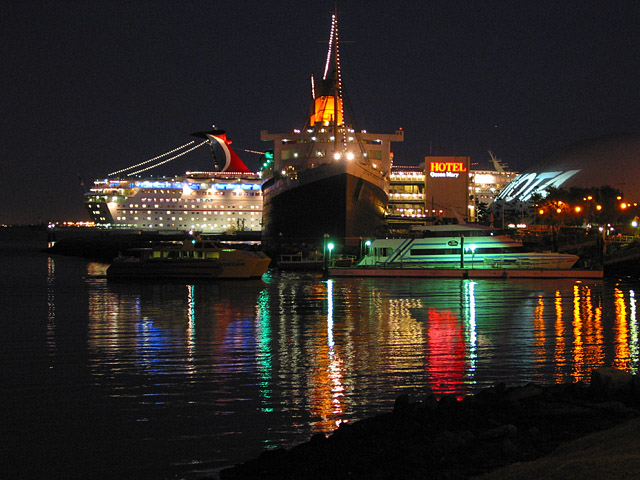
(260, 12, 403, 251)
(83, 271, 638, 431)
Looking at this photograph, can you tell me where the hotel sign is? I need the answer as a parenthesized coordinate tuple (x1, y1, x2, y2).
(429, 162, 467, 178)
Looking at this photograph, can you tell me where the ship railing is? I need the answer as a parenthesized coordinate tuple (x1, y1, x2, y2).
(605, 234, 637, 244)
(329, 255, 357, 268)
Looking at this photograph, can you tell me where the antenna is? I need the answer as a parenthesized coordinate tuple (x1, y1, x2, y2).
(488, 150, 508, 172)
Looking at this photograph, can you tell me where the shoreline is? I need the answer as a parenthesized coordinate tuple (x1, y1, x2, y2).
(220, 367, 640, 479)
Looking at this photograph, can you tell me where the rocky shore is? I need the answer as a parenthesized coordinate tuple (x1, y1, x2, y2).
(220, 367, 640, 479)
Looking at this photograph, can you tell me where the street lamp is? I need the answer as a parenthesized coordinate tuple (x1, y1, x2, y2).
(327, 242, 334, 267)
(465, 244, 477, 268)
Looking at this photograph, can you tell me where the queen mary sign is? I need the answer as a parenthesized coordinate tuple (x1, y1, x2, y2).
(425, 156, 470, 219)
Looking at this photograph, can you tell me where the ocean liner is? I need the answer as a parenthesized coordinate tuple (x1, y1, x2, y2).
(260, 12, 403, 249)
(84, 130, 263, 233)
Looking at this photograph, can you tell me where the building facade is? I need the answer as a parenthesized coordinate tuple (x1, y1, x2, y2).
(388, 157, 516, 228)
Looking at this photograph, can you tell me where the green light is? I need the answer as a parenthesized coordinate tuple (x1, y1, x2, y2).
(327, 243, 334, 252)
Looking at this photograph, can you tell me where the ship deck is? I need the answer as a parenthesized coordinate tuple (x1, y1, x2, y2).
(328, 266, 604, 279)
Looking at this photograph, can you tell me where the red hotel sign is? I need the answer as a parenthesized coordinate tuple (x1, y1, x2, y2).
(429, 162, 467, 178)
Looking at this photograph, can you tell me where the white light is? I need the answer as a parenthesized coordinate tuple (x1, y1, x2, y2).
(334, 152, 341, 160)
(346, 152, 355, 160)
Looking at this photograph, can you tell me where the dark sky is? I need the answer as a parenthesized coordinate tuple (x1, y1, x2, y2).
(2, 1, 640, 224)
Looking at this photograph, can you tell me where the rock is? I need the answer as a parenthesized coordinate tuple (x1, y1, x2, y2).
(434, 429, 467, 452)
(309, 433, 327, 445)
(505, 384, 543, 403)
(481, 424, 518, 440)
(591, 367, 633, 394)
(501, 438, 519, 455)
(393, 393, 413, 414)
(527, 426, 541, 437)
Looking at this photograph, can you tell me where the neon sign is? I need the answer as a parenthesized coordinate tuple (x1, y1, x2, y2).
(430, 162, 467, 172)
(429, 162, 467, 178)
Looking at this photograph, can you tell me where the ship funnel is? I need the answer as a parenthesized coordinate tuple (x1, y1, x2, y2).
(192, 130, 252, 173)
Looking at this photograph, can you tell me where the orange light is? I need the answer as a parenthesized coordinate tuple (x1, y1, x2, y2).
(556, 208, 562, 214)
(574, 206, 582, 213)
(539, 209, 545, 215)
(596, 205, 603, 211)
(621, 203, 628, 209)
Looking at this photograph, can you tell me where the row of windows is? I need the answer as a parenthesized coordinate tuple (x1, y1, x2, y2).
(116, 213, 260, 221)
(125, 204, 260, 210)
(139, 189, 261, 196)
(137, 223, 260, 229)
(137, 195, 260, 204)
(409, 246, 525, 256)
(119, 211, 260, 216)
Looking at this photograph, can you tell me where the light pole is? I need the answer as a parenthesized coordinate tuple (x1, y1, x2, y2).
(327, 242, 334, 267)
(323, 233, 329, 273)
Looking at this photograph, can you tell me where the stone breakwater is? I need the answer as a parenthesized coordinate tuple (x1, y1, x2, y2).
(220, 367, 640, 480)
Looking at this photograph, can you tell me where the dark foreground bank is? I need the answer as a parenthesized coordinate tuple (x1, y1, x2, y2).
(220, 367, 640, 480)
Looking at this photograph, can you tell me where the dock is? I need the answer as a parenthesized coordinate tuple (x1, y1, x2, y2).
(328, 267, 603, 279)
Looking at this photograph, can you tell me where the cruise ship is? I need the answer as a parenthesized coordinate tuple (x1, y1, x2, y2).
(260, 12, 403, 249)
(84, 130, 263, 233)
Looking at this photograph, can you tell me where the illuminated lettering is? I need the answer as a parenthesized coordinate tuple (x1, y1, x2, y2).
(430, 162, 468, 173)
(497, 169, 581, 202)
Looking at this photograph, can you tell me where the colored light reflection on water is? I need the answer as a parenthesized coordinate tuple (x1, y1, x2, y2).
(79, 272, 640, 471)
(4, 245, 640, 479)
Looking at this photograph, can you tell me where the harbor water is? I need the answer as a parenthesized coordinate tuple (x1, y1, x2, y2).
(2, 229, 640, 479)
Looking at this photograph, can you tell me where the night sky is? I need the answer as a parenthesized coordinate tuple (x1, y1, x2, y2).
(2, 1, 639, 224)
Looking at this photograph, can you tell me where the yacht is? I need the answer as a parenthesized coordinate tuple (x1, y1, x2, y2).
(358, 225, 579, 270)
(106, 239, 271, 279)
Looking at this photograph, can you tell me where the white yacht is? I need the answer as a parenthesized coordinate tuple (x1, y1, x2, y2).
(358, 225, 579, 270)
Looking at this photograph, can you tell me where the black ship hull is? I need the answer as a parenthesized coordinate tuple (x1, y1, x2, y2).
(262, 171, 387, 249)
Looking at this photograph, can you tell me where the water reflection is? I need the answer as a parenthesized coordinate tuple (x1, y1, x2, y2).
(78, 272, 640, 472)
(46, 256, 56, 361)
(84, 277, 640, 394)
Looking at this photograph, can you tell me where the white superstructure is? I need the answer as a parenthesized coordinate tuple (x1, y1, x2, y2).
(84, 130, 263, 233)
(359, 224, 579, 269)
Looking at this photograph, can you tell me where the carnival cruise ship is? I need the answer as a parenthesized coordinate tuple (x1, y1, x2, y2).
(85, 130, 263, 233)
(260, 12, 403, 249)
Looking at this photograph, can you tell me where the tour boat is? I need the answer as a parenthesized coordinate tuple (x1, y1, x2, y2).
(106, 240, 271, 279)
(357, 225, 580, 270)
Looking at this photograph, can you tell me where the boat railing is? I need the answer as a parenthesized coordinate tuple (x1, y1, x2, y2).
(605, 234, 637, 244)
(329, 255, 357, 268)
